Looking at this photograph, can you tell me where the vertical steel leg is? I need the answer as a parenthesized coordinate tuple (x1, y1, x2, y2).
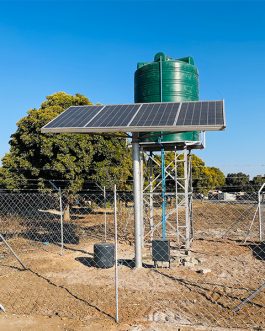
(132, 135, 142, 268)
(114, 185, 119, 323)
(149, 152, 154, 241)
(184, 148, 190, 251)
(174, 147, 180, 245)
(188, 152, 194, 240)
(161, 146, 167, 240)
(140, 149, 145, 248)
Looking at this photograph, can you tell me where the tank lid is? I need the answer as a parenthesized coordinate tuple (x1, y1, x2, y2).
(177, 56, 195, 65)
(154, 52, 171, 62)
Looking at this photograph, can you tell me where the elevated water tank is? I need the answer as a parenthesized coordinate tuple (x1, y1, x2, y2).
(134, 52, 200, 143)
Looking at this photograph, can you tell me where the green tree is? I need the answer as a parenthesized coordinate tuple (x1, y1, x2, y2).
(0, 92, 132, 191)
(225, 172, 250, 192)
(192, 158, 225, 193)
(251, 175, 265, 188)
(147, 152, 225, 194)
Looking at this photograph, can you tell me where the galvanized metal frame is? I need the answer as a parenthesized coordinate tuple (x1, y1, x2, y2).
(42, 124, 225, 134)
(142, 145, 194, 251)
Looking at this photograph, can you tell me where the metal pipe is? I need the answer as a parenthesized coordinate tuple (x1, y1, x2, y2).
(188, 152, 194, 239)
(140, 149, 145, 248)
(184, 148, 190, 251)
(104, 186, 107, 242)
(59, 188, 64, 256)
(233, 282, 265, 313)
(114, 184, 119, 323)
(0, 233, 27, 270)
(161, 146, 167, 240)
(149, 152, 154, 241)
(258, 183, 265, 241)
(132, 135, 142, 268)
(175, 147, 180, 245)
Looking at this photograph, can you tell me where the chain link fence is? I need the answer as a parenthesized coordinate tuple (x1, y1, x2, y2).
(141, 185, 265, 329)
(0, 184, 264, 329)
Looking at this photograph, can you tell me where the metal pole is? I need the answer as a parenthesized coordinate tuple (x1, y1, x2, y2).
(184, 148, 190, 251)
(0, 233, 27, 270)
(149, 152, 154, 241)
(104, 186, 107, 242)
(233, 282, 265, 313)
(175, 147, 180, 245)
(188, 152, 194, 240)
(161, 146, 166, 240)
(140, 149, 145, 248)
(114, 184, 119, 323)
(243, 206, 259, 244)
(59, 188, 64, 256)
(132, 134, 142, 268)
(258, 183, 265, 241)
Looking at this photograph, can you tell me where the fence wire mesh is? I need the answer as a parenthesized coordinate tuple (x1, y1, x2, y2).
(0, 184, 264, 329)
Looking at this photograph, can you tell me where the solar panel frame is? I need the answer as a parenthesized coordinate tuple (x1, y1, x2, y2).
(41, 100, 226, 134)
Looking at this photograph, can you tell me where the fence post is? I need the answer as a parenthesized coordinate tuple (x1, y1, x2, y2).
(114, 184, 119, 323)
(59, 188, 64, 255)
(258, 183, 265, 242)
(0, 233, 27, 270)
(104, 186, 107, 242)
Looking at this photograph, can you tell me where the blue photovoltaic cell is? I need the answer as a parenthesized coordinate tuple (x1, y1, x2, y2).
(42, 101, 224, 133)
(45, 105, 104, 128)
(130, 103, 180, 127)
(215, 101, 224, 125)
(176, 101, 224, 126)
(87, 104, 140, 127)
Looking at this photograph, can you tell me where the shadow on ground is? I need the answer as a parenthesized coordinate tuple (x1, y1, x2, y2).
(248, 242, 265, 260)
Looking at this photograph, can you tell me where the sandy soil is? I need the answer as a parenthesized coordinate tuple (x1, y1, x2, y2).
(0, 201, 264, 330)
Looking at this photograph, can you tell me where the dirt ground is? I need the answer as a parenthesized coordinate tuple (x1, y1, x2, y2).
(0, 201, 264, 330)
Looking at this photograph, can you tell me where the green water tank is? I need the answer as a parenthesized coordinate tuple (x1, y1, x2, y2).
(134, 52, 200, 143)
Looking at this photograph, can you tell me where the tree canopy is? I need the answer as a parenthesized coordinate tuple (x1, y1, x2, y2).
(225, 172, 250, 192)
(0, 92, 132, 191)
(2, 91, 253, 195)
(149, 152, 225, 194)
(224, 172, 265, 192)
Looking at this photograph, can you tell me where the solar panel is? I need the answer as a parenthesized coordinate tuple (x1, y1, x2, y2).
(42, 100, 225, 133)
(44, 105, 104, 128)
(176, 101, 224, 126)
(88, 104, 140, 127)
(130, 103, 180, 127)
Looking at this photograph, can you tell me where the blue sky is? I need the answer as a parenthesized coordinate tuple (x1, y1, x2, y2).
(0, 0, 264, 177)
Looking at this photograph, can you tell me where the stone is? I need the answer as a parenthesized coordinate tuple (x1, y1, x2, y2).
(195, 257, 206, 264)
(183, 261, 194, 267)
(152, 311, 168, 322)
(198, 268, 211, 274)
(219, 271, 229, 278)
(0, 304, 6, 313)
(182, 257, 199, 267)
(170, 257, 181, 267)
